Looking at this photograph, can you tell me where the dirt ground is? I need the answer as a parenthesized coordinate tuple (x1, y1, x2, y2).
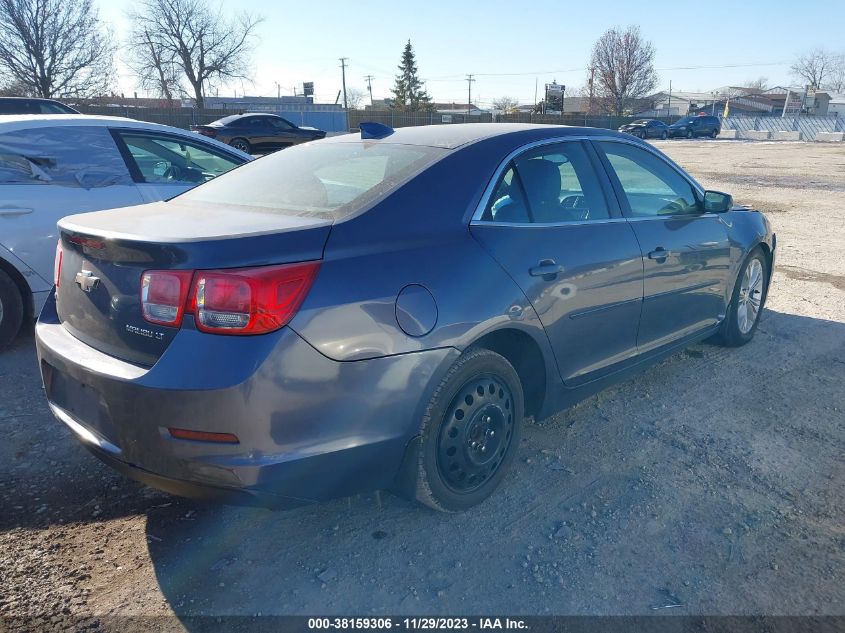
(1, 139, 844, 631)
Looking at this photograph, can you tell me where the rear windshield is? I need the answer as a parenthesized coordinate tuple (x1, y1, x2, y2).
(178, 141, 447, 220)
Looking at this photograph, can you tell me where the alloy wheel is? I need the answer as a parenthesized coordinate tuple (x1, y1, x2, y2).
(437, 375, 515, 493)
(737, 258, 764, 334)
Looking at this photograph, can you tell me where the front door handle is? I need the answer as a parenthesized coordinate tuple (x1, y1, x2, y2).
(648, 247, 671, 261)
(529, 259, 564, 279)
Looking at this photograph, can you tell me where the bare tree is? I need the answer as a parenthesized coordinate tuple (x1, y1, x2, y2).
(790, 48, 844, 90)
(0, 0, 113, 98)
(345, 87, 365, 109)
(492, 96, 518, 112)
(741, 76, 769, 93)
(126, 27, 181, 101)
(129, 0, 261, 108)
(588, 25, 658, 115)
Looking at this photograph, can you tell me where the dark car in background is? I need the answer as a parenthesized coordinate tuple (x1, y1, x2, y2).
(192, 113, 326, 153)
(0, 97, 79, 115)
(618, 119, 668, 139)
(668, 115, 721, 139)
(36, 123, 774, 513)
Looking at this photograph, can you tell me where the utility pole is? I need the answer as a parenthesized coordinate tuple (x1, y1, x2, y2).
(466, 74, 475, 116)
(339, 57, 349, 110)
(667, 80, 672, 120)
(364, 75, 374, 106)
(274, 81, 280, 100)
(588, 66, 595, 115)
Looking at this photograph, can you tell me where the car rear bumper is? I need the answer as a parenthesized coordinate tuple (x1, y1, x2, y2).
(36, 291, 455, 507)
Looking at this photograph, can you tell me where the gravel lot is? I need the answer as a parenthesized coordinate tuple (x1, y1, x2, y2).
(1, 139, 844, 631)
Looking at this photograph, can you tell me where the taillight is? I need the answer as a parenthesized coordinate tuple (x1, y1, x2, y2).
(192, 262, 320, 335)
(141, 270, 194, 326)
(197, 128, 216, 138)
(54, 241, 63, 288)
(139, 262, 320, 334)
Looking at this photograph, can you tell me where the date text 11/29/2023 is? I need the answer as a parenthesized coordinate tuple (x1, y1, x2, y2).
(307, 617, 528, 630)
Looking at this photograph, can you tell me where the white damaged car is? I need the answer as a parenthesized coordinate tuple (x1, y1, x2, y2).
(0, 115, 251, 348)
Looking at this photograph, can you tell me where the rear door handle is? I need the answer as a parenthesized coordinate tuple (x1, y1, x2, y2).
(648, 247, 671, 260)
(529, 259, 564, 278)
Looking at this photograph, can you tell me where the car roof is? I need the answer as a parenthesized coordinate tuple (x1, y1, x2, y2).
(0, 113, 192, 133)
(327, 122, 632, 150)
(0, 114, 253, 159)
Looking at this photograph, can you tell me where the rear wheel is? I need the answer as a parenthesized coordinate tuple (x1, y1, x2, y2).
(416, 348, 524, 512)
(661, 130, 668, 140)
(717, 248, 767, 347)
(711, 129, 719, 138)
(686, 129, 694, 139)
(230, 138, 251, 153)
(0, 269, 24, 350)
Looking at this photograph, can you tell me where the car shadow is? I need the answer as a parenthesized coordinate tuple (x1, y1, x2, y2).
(142, 308, 845, 619)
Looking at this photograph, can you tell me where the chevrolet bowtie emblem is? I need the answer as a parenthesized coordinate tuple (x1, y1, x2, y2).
(75, 269, 100, 293)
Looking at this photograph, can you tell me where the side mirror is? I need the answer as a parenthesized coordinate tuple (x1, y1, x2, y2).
(703, 190, 733, 213)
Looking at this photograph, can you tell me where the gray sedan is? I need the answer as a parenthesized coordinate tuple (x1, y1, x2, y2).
(36, 123, 775, 512)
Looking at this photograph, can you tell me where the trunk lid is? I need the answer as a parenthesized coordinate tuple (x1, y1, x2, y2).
(56, 199, 331, 366)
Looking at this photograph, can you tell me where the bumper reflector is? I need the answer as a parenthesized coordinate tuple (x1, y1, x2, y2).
(168, 428, 240, 444)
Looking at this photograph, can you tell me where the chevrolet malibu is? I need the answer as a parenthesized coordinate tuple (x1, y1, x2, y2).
(36, 123, 775, 512)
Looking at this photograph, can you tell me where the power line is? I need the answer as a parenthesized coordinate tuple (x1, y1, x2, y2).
(424, 60, 789, 81)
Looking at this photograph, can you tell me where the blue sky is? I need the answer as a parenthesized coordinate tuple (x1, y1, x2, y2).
(98, 0, 845, 106)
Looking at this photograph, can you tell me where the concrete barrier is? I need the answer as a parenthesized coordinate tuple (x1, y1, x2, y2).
(718, 129, 739, 139)
(744, 130, 772, 140)
(772, 131, 802, 141)
(815, 132, 845, 142)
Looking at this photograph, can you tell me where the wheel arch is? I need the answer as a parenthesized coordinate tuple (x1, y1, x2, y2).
(469, 327, 548, 420)
(0, 256, 34, 322)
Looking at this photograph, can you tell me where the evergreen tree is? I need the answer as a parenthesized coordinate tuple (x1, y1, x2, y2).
(391, 40, 432, 111)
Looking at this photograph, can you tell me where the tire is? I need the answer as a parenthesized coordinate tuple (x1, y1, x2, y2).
(717, 248, 768, 347)
(416, 347, 524, 512)
(711, 129, 719, 138)
(230, 138, 251, 153)
(686, 129, 694, 139)
(0, 269, 24, 350)
(661, 130, 668, 140)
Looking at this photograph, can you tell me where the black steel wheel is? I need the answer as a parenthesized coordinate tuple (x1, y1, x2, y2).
(437, 374, 514, 493)
(416, 347, 524, 512)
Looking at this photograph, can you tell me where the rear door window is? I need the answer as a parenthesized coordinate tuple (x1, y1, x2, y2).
(0, 125, 132, 187)
(481, 142, 609, 224)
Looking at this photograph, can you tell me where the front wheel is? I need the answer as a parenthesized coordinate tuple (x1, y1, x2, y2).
(686, 129, 694, 139)
(661, 130, 668, 140)
(717, 249, 768, 347)
(711, 129, 719, 138)
(416, 348, 524, 512)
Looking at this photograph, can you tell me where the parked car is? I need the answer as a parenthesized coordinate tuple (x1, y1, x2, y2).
(0, 115, 251, 348)
(668, 115, 721, 139)
(618, 119, 668, 139)
(36, 123, 775, 512)
(192, 113, 327, 154)
(0, 97, 79, 115)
